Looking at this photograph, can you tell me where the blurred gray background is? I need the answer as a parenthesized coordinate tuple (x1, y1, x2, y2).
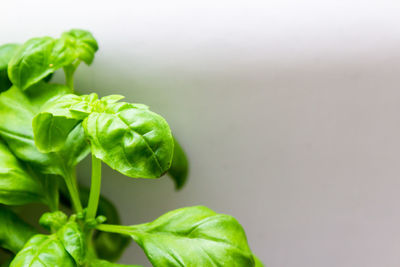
(2, 1, 400, 266)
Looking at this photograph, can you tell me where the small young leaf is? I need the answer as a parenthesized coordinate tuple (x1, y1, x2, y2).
(57, 221, 86, 265)
(168, 136, 189, 189)
(98, 206, 255, 266)
(0, 44, 19, 92)
(33, 113, 79, 152)
(10, 234, 76, 267)
(8, 37, 74, 90)
(32, 94, 95, 152)
(61, 123, 91, 168)
(0, 206, 37, 253)
(61, 29, 99, 65)
(83, 102, 174, 178)
(59, 185, 131, 262)
(0, 139, 47, 206)
(39, 211, 68, 232)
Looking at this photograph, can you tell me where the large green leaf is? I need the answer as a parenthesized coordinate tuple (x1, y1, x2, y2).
(0, 84, 69, 170)
(7, 29, 98, 91)
(168, 136, 189, 189)
(0, 206, 37, 253)
(83, 102, 174, 178)
(32, 93, 171, 178)
(61, 29, 98, 65)
(0, 84, 90, 176)
(98, 206, 255, 267)
(0, 139, 50, 206)
(0, 44, 19, 92)
(10, 234, 76, 267)
(8, 37, 74, 90)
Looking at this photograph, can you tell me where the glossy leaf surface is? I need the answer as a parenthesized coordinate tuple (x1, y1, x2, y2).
(168, 137, 189, 189)
(32, 93, 95, 152)
(57, 221, 86, 265)
(0, 206, 37, 253)
(10, 234, 76, 267)
(8, 37, 74, 90)
(0, 84, 89, 176)
(100, 206, 255, 267)
(0, 44, 19, 92)
(0, 139, 47, 205)
(83, 102, 174, 178)
(61, 29, 98, 65)
(0, 84, 69, 170)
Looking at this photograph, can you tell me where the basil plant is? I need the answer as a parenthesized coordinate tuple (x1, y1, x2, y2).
(0, 29, 263, 267)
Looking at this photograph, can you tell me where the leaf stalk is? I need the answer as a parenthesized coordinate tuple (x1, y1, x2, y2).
(87, 154, 102, 219)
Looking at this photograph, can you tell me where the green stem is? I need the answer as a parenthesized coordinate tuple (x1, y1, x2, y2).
(48, 198, 58, 212)
(87, 155, 102, 219)
(64, 67, 75, 91)
(47, 177, 59, 212)
(96, 224, 134, 235)
(65, 171, 83, 213)
(64, 60, 81, 91)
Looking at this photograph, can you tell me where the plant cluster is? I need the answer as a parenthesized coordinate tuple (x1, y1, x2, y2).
(0, 29, 263, 266)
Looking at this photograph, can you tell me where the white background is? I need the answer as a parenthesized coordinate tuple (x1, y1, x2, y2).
(2, 1, 400, 266)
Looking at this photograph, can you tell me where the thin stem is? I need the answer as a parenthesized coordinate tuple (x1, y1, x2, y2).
(47, 177, 59, 212)
(87, 155, 102, 219)
(96, 224, 133, 235)
(63, 60, 81, 91)
(48, 197, 58, 212)
(64, 67, 75, 91)
(65, 171, 83, 213)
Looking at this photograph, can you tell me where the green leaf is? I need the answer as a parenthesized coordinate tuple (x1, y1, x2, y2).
(0, 139, 49, 206)
(60, 123, 91, 169)
(0, 84, 69, 170)
(0, 84, 89, 176)
(39, 212, 87, 264)
(83, 102, 174, 178)
(0, 206, 37, 253)
(57, 221, 86, 265)
(0, 44, 19, 92)
(98, 206, 255, 267)
(39, 211, 68, 232)
(10, 234, 76, 267)
(61, 29, 98, 65)
(8, 37, 74, 90)
(32, 93, 95, 152)
(89, 259, 142, 267)
(253, 254, 264, 267)
(168, 136, 189, 189)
